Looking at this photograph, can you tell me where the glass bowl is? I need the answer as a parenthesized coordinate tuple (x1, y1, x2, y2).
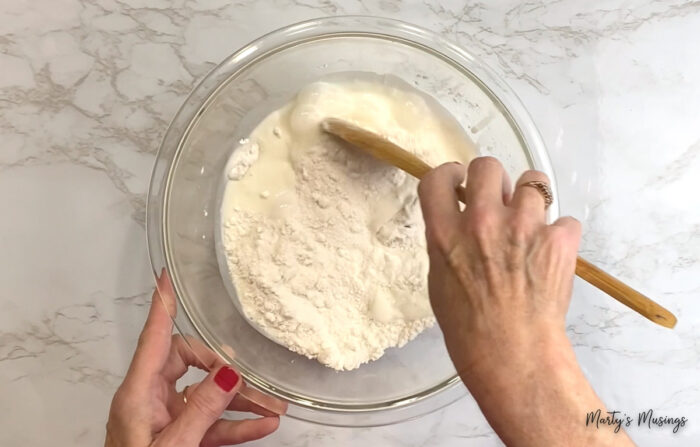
(147, 16, 558, 427)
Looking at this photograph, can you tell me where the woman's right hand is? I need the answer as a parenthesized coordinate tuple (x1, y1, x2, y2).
(418, 157, 634, 447)
(417, 157, 580, 381)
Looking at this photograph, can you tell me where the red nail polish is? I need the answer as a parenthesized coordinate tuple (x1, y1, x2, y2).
(214, 366, 239, 392)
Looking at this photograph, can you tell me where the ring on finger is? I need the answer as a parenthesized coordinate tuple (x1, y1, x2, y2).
(520, 180, 553, 208)
(182, 385, 190, 405)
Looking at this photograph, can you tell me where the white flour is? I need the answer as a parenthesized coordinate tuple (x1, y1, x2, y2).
(220, 76, 475, 370)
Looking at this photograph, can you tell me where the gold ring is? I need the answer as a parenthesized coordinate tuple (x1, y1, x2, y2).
(182, 385, 190, 405)
(521, 181, 553, 208)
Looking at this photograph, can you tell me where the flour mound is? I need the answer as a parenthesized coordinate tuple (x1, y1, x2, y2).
(220, 77, 474, 370)
(223, 141, 434, 370)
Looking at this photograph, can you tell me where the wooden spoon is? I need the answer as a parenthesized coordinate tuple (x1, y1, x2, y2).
(322, 117, 677, 329)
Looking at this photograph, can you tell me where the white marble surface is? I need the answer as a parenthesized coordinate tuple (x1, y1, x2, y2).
(1, 1, 699, 445)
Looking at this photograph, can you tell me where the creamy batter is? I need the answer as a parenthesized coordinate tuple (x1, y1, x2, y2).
(219, 74, 475, 370)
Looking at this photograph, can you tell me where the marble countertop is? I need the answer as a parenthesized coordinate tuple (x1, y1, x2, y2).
(2, 1, 699, 445)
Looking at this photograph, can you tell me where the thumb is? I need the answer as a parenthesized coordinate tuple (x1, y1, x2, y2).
(157, 365, 242, 446)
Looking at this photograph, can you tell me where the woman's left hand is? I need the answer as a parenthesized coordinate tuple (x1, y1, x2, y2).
(105, 272, 286, 447)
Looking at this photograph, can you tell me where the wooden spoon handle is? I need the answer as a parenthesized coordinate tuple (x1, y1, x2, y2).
(322, 118, 469, 201)
(322, 117, 677, 329)
(575, 256, 676, 328)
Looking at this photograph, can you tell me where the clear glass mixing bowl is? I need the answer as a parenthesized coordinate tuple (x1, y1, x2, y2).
(147, 16, 558, 426)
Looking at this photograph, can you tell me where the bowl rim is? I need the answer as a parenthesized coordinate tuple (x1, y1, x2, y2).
(147, 15, 558, 427)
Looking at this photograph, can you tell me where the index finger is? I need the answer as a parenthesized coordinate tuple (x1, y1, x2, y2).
(127, 290, 173, 380)
(128, 270, 176, 379)
(464, 156, 509, 207)
(418, 162, 466, 237)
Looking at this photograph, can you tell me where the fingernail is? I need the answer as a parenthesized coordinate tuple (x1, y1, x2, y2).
(214, 366, 239, 392)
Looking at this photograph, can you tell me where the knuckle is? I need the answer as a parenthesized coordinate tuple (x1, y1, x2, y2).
(109, 384, 135, 418)
(564, 216, 582, 234)
(439, 160, 464, 170)
(507, 214, 531, 244)
(466, 204, 497, 232)
(136, 331, 148, 350)
(417, 176, 432, 198)
(170, 333, 187, 352)
(469, 156, 501, 173)
(418, 169, 441, 197)
(471, 221, 492, 241)
(555, 217, 582, 252)
(188, 392, 222, 420)
(426, 226, 457, 256)
(419, 162, 463, 196)
(518, 169, 550, 185)
(110, 386, 126, 409)
(473, 156, 501, 167)
(139, 326, 167, 346)
(552, 217, 582, 239)
(547, 224, 570, 244)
